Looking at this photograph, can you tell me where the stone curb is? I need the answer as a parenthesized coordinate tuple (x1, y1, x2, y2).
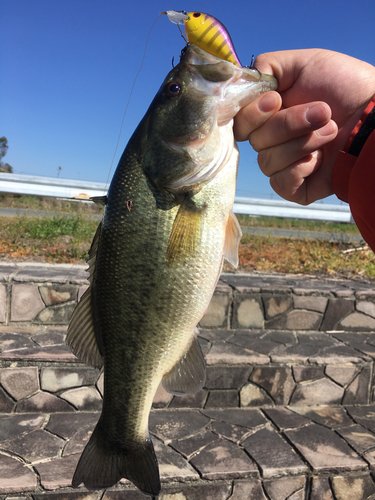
(2, 264, 375, 332)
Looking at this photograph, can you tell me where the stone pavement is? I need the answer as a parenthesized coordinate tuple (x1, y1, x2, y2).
(1, 263, 375, 499)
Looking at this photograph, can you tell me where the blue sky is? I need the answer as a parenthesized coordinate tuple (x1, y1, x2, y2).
(2, 0, 375, 201)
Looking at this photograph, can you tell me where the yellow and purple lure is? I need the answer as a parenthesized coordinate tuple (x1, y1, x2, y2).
(164, 10, 242, 67)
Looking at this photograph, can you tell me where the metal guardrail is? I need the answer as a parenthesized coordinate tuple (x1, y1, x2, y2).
(0, 172, 353, 223)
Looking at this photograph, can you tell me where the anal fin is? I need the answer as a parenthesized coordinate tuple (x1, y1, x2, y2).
(223, 210, 242, 268)
(162, 330, 206, 395)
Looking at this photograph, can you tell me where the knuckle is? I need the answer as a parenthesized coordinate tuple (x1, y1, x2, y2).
(257, 148, 274, 176)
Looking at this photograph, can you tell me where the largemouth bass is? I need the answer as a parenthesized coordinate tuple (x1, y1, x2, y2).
(67, 44, 277, 497)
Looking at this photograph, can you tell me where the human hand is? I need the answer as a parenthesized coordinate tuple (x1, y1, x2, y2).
(234, 49, 375, 204)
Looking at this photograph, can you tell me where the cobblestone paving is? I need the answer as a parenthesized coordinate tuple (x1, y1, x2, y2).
(2, 265, 375, 499)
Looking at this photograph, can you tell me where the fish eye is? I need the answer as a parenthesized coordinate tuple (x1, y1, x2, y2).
(165, 82, 181, 97)
(193, 12, 201, 17)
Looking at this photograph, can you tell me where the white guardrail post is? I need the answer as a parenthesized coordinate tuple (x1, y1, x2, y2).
(0, 172, 353, 223)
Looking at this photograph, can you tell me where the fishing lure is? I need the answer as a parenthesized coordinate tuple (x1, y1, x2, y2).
(163, 10, 242, 66)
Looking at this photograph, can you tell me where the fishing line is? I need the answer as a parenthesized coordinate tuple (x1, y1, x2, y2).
(103, 13, 163, 193)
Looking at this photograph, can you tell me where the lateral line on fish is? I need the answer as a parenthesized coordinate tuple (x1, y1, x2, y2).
(103, 13, 163, 194)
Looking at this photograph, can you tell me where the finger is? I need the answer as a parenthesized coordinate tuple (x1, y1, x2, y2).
(249, 102, 332, 152)
(258, 119, 338, 177)
(234, 91, 281, 142)
(269, 151, 334, 205)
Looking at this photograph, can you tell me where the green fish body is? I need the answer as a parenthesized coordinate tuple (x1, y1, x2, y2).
(67, 44, 277, 497)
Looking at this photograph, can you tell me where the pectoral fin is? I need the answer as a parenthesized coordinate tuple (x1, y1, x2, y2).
(162, 331, 206, 395)
(223, 210, 242, 268)
(166, 198, 205, 267)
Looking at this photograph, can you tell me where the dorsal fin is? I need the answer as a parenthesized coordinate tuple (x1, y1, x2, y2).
(223, 210, 242, 268)
(66, 222, 103, 369)
(162, 330, 206, 395)
(90, 195, 108, 206)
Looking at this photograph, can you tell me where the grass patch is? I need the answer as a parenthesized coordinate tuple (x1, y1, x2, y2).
(236, 214, 360, 234)
(0, 193, 104, 215)
(0, 215, 98, 264)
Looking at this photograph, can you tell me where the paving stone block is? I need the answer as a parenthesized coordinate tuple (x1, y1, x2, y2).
(243, 427, 308, 477)
(169, 390, 207, 409)
(152, 382, 174, 408)
(31, 327, 66, 346)
(0, 454, 37, 493)
(342, 367, 372, 405)
(149, 409, 210, 443)
(346, 405, 375, 433)
(0, 414, 45, 442)
(290, 377, 344, 406)
(320, 298, 355, 331)
(39, 285, 77, 305)
(35, 302, 76, 324)
(78, 285, 88, 301)
(285, 309, 323, 330)
(154, 439, 199, 482)
(293, 406, 354, 429)
(40, 367, 99, 392)
(0, 285, 6, 322)
(205, 342, 268, 365)
(231, 480, 267, 499)
(271, 343, 320, 363)
(337, 424, 375, 454)
(0, 429, 64, 463)
(250, 367, 295, 405)
(63, 426, 93, 456)
(0, 387, 15, 412)
(310, 477, 334, 500)
(170, 429, 219, 459)
(16, 392, 75, 413)
(339, 312, 375, 330)
(240, 382, 273, 407)
(209, 420, 252, 443)
(35, 454, 80, 490)
(263, 407, 310, 430)
(232, 295, 264, 329)
(262, 294, 293, 319)
(263, 476, 306, 500)
(293, 366, 325, 382)
(104, 483, 231, 500)
(204, 366, 251, 390)
(46, 412, 99, 439)
(285, 423, 366, 473)
(230, 331, 280, 355)
(325, 365, 360, 386)
(0, 367, 39, 401)
(331, 475, 375, 500)
(190, 438, 258, 480)
(205, 390, 239, 408)
(10, 284, 45, 321)
(60, 386, 102, 411)
(34, 493, 100, 500)
(199, 293, 230, 328)
(357, 300, 375, 318)
(293, 295, 328, 313)
(202, 408, 267, 428)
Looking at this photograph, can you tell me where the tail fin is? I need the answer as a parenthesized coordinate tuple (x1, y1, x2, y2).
(72, 424, 160, 496)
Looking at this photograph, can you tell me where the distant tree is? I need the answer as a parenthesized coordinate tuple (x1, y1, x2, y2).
(0, 136, 13, 173)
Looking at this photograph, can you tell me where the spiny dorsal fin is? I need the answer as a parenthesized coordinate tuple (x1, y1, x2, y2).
(90, 195, 108, 206)
(166, 198, 205, 267)
(223, 210, 242, 268)
(162, 330, 206, 395)
(66, 221, 103, 369)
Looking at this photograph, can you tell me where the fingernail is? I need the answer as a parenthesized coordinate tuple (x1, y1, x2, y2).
(305, 104, 329, 125)
(316, 121, 336, 137)
(258, 92, 279, 113)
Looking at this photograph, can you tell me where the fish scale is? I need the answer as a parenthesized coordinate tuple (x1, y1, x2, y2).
(67, 43, 277, 496)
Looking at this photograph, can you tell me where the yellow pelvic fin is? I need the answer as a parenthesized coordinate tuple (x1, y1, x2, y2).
(223, 210, 242, 268)
(166, 198, 205, 267)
